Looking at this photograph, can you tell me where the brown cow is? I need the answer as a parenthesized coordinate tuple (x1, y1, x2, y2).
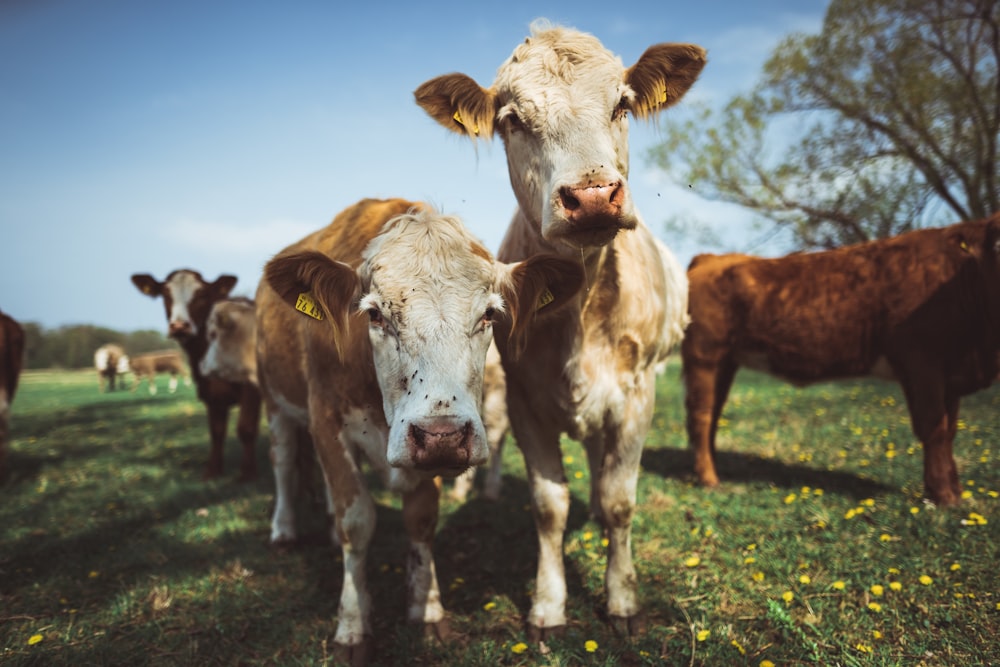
(199, 298, 258, 387)
(131, 271, 261, 480)
(0, 310, 26, 477)
(416, 22, 701, 638)
(683, 214, 1000, 506)
(257, 198, 582, 662)
(127, 349, 189, 394)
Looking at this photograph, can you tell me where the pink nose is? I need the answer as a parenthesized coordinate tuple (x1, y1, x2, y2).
(558, 181, 624, 224)
(406, 419, 473, 472)
(168, 320, 193, 338)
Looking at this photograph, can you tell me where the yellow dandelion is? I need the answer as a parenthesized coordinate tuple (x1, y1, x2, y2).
(845, 508, 858, 520)
(27, 634, 43, 646)
(910, 506, 920, 515)
(564, 455, 574, 464)
(919, 575, 933, 586)
(601, 537, 609, 547)
(685, 556, 701, 568)
(879, 533, 892, 542)
(752, 571, 765, 582)
(784, 493, 797, 504)
(511, 642, 528, 654)
(868, 601, 882, 612)
(781, 591, 794, 603)
(582, 531, 593, 541)
(731, 639, 746, 655)
(813, 488, 824, 496)
(889, 581, 902, 591)
(870, 584, 884, 596)
(861, 498, 875, 507)
(856, 643, 873, 653)
(747, 543, 757, 551)
(832, 580, 846, 591)
(799, 574, 811, 585)
(483, 601, 497, 611)
(873, 630, 883, 639)
(962, 490, 973, 500)
(760, 661, 775, 667)
(88, 570, 99, 579)
(950, 563, 961, 572)
(697, 629, 711, 641)
(584, 640, 598, 652)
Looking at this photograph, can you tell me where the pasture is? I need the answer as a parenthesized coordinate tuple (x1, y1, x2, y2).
(1, 363, 998, 666)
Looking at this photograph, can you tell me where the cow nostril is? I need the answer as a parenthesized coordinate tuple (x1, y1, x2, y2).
(559, 186, 581, 212)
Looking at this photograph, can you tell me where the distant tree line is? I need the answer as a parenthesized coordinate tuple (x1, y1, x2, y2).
(19, 323, 177, 370)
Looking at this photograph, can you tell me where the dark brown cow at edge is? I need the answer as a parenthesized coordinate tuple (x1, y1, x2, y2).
(683, 213, 1000, 506)
(131, 271, 261, 480)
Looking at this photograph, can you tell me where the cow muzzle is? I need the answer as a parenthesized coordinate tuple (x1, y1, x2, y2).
(553, 180, 636, 246)
(168, 319, 195, 339)
(405, 418, 475, 476)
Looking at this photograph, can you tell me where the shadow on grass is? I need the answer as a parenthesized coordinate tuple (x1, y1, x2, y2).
(641, 446, 895, 500)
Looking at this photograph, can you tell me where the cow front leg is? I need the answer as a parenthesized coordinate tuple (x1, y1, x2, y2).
(204, 401, 229, 479)
(403, 478, 448, 640)
(235, 385, 261, 481)
(900, 375, 962, 506)
(683, 356, 735, 487)
(267, 412, 301, 546)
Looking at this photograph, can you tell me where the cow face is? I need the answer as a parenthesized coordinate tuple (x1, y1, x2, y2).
(131, 270, 238, 341)
(265, 209, 582, 477)
(200, 300, 257, 386)
(415, 23, 705, 249)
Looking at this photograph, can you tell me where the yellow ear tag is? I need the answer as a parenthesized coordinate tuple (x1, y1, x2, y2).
(452, 110, 479, 135)
(960, 240, 969, 252)
(141, 285, 152, 295)
(659, 89, 668, 104)
(536, 288, 555, 311)
(295, 292, 324, 320)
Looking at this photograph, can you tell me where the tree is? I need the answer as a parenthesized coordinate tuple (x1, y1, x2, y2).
(652, 0, 1000, 250)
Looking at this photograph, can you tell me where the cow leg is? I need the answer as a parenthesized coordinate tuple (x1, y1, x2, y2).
(899, 377, 962, 506)
(268, 411, 301, 545)
(168, 374, 178, 393)
(316, 435, 376, 665)
(204, 401, 229, 479)
(235, 386, 261, 482)
(403, 478, 448, 640)
(684, 357, 736, 487)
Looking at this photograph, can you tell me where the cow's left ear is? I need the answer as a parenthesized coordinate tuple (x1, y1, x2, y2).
(625, 43, 707, 119)
(211, 275, 238, 299)
(498, 254, 585, 358)
(131, 273, 163, 298)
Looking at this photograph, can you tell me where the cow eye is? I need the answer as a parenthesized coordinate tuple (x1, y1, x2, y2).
(612, 99, 628, 122)
(367, 307, 384, 326)
(483, 307, 496, 322)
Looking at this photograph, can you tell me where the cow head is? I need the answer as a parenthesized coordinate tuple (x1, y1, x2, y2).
(131, 270, 238, 341)
(200, 299, 258, 386)
(415, 22, 705, 249)
(265, 208, 582, 476)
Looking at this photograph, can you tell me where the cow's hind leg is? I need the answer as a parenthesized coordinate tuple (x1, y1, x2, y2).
(268, 411, 301, 546)
(403, 477, 449, 640)
(684, 356, 736, 487)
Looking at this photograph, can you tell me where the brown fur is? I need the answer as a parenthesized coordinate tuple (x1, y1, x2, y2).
(0, 310, 25, 478)
(683, 214, 1000, 505)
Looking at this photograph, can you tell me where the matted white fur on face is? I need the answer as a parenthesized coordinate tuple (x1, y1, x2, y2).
(358, 212, 502, 476)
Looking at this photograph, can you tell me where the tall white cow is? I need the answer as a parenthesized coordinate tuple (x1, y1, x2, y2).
(256, 198, 582, 663)
(416, 21, 704, 639)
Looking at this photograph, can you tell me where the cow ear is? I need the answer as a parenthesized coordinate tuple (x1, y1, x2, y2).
(265, 251, 361, 354)
(212, 275, 238, 298)
(131, 273, 163, 298)
(625, 43, 707, 119)
(414, 73, 497, 139)
(498, 254, 585, 359)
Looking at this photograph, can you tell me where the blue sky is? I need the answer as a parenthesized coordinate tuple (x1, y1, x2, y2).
(0, 0, 828, 331)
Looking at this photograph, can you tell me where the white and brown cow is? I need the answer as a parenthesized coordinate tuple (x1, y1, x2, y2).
(416, 22, 703, 638)
(200, 297, 258, 387)
(0, 310, 25, 478)
(256, 197, 582, 663)
(131, 271, 261, 480)
(94, 343, 129, 392)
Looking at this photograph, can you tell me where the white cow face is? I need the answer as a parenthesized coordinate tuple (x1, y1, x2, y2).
(415, 23, 706, 249)
(264, 207, 583, 477)
(132, 270, 238, 342)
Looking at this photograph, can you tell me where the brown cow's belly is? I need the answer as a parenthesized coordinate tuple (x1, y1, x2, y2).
(737, 350, 893, 386)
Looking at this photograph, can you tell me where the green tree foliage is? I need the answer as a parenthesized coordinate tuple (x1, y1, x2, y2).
(652, 0, 1000, 249)
(21, 324, 176, 369)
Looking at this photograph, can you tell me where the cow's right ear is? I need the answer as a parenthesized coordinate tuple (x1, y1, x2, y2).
(131, 274, 163, 298)
(499, 254, 585, 359)
(264, 251, 361, 353)
(414, 73, 497, 139)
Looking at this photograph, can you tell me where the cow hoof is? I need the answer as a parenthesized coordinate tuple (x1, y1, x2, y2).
(526, 623, 565, 644)
(609, 612, 646, 638)
(421, 617, 452, 642)
(332, 636, 375, 667)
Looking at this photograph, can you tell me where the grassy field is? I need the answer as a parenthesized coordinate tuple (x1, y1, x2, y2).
(1, 364, 998, 666)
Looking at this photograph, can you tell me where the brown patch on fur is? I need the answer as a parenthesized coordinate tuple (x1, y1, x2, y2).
(626, 43, 707, 120)
(414, 75, 497, 139)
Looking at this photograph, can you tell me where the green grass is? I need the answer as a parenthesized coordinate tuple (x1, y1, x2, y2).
(1, 364, 998, 666)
